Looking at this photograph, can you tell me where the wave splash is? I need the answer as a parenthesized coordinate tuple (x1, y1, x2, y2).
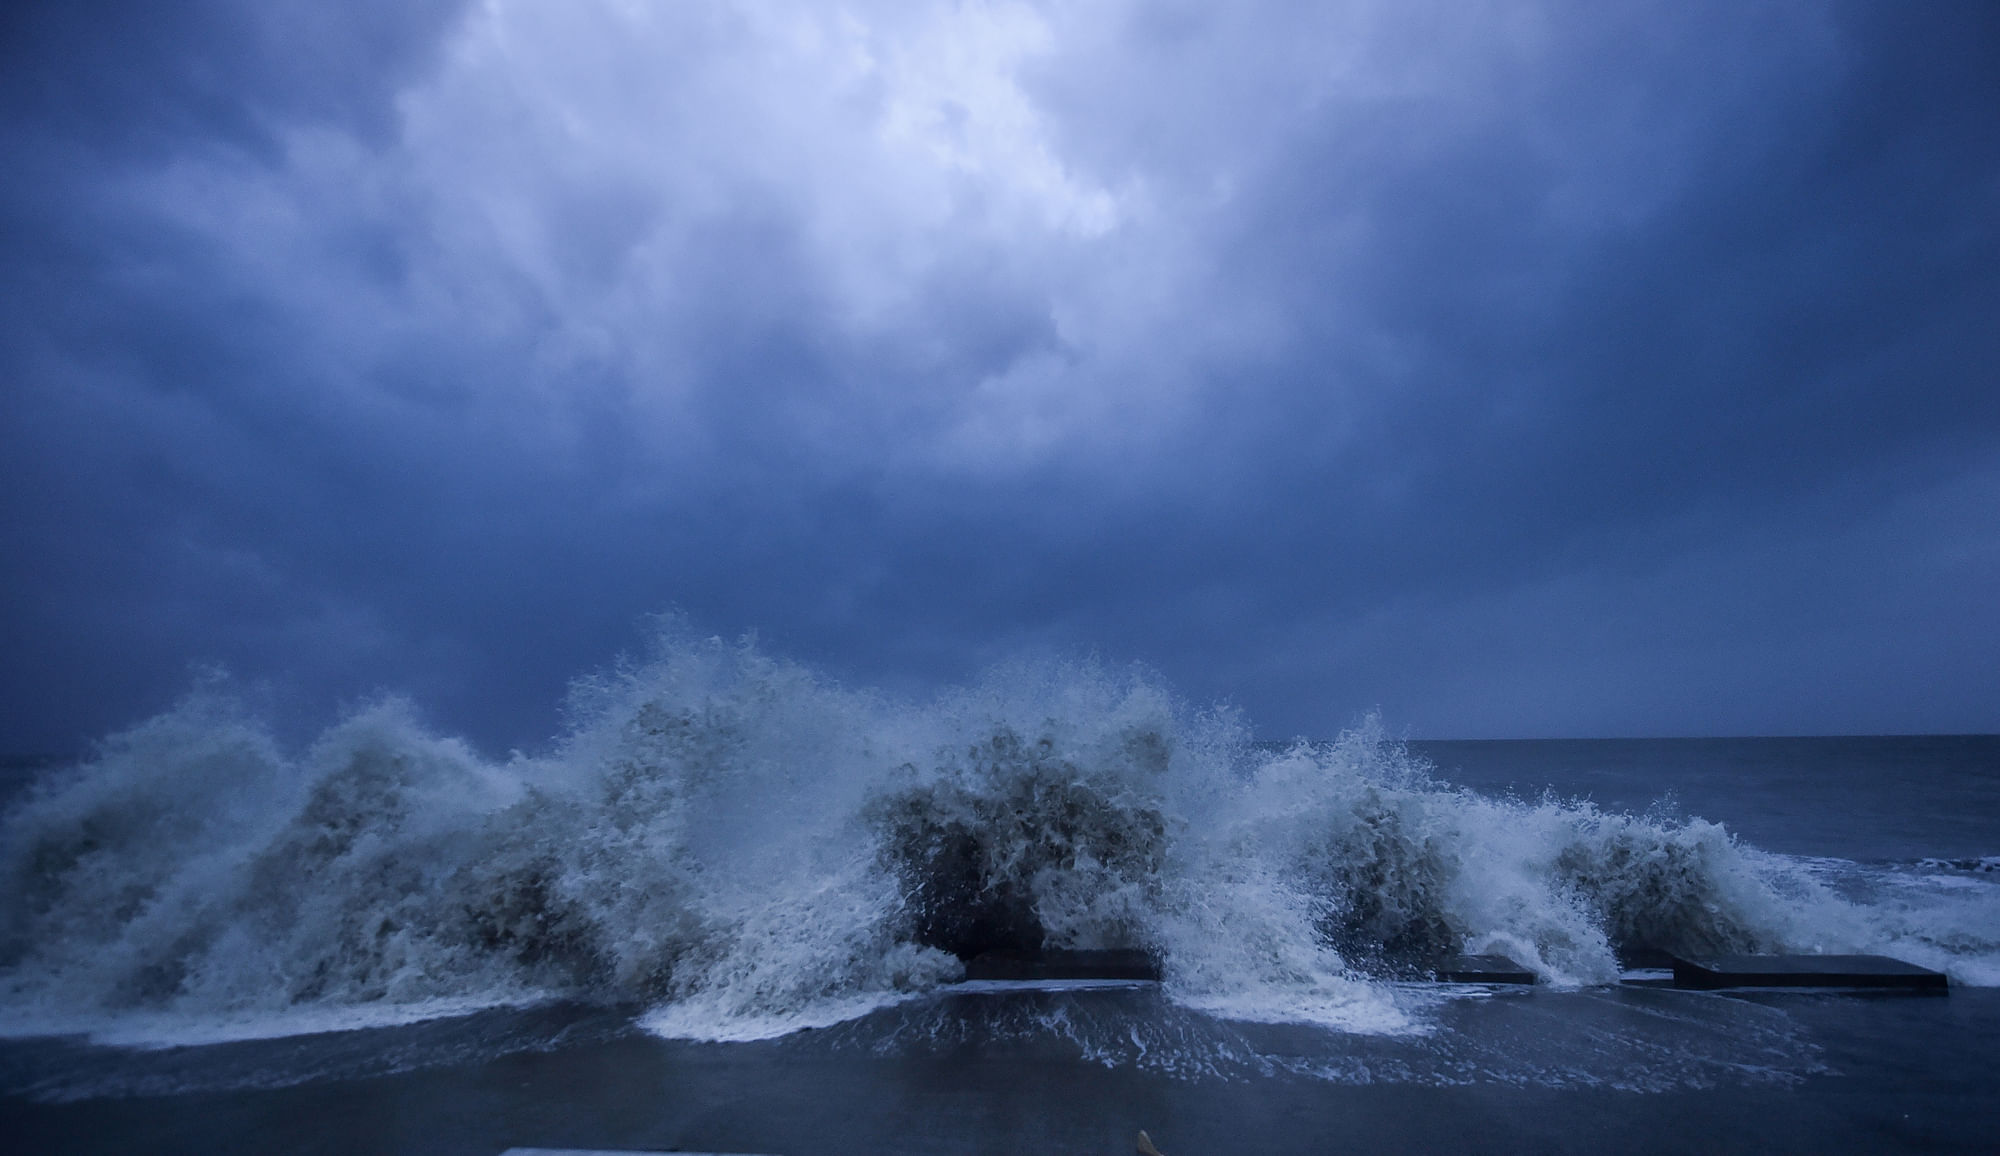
(3, 628, 1993, 1044)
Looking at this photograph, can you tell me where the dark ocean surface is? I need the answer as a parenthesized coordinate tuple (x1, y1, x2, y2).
(1, 648, 1995, 1154)
(4, 987, 1998, 1155)
(1413, 734, 2000, 862)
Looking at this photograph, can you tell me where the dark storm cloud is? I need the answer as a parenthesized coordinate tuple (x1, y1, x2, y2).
(3, 0, 1996, 752)
(0, 0, 464, 155)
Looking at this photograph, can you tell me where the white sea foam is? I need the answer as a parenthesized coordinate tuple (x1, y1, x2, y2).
(3, 626, 1995, 1049)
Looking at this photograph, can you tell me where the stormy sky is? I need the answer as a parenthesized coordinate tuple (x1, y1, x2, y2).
(3, 0, 1996, 752)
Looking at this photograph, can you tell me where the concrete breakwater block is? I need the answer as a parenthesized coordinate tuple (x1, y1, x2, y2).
(1670, 954, 1948, 992)
(1435, 954, 1537, 985)
(961, 948, 1162, 982)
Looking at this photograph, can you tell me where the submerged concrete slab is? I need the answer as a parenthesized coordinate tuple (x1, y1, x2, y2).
(961, 948, 1161, 982)
(1670, 954, 1948, 992)
(1435, 954, 1537, 985)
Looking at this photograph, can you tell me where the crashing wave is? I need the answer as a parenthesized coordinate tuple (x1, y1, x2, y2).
(2, 627, 1993, 1044)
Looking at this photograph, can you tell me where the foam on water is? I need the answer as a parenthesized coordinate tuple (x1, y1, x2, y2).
(787, 984, 1830, 1091)
(3, 627, 1995, 1049)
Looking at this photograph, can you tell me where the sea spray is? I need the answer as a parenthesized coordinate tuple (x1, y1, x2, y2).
(2, 626, 1993, 1047)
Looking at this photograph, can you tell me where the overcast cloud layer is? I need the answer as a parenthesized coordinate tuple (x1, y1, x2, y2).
(3, 0, 1997, 752)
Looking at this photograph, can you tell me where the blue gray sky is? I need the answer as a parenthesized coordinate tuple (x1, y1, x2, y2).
(3, 0, 1997, 752)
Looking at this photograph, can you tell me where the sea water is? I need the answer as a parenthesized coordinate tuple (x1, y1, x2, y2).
(1, 627, 1995, 1153)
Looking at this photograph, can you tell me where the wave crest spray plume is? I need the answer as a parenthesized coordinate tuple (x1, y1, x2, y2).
(2, 626, 1992, 1045)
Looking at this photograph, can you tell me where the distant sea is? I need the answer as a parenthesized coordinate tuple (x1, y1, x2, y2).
(1, 644, 1994, 1153)
(1413, 734, 2000, 863)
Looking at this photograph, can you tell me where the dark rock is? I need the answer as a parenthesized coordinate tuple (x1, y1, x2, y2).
(1616, 945, 1679, 970)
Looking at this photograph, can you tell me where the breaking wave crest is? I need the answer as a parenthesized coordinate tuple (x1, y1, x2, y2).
(3, 628, 1994, 1045)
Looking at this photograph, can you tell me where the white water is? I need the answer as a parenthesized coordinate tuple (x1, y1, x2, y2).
(3, 627, 1995, 1047)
